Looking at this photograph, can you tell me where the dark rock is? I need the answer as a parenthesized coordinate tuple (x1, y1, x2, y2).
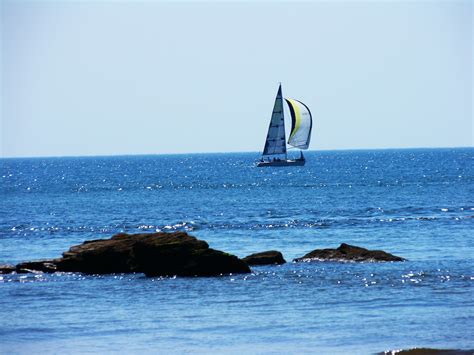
(10, 232, 250, 277)
(379, 348, 474, 355)
(130, 233, 250, 277)
(294, 243, 405, 262)
(243, 250, 286, 266)
(16, 260, 59, 273)
(0, 264, 16, 274)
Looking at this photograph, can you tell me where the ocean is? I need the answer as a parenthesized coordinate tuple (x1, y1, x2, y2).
(1, 148, 473, 354)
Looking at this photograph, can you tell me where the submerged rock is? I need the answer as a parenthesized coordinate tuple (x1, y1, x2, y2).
(379, 348, 474, 355)
(16, 260, 59, 273)
(242, 250, 286, 266)
(294, 243, 405, 262)
(0, 264, 16, 274)
(3, 232, 250, 277)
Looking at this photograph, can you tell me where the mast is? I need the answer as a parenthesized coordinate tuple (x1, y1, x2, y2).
(283, 84, 287, 160)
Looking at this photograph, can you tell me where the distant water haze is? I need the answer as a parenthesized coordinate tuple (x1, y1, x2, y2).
(1, 0, 472, 157)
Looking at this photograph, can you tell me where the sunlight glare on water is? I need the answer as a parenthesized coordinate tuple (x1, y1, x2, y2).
(0, 148, 473, 353)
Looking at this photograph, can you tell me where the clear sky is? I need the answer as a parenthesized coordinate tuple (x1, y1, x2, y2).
(1, 0, 472, 157)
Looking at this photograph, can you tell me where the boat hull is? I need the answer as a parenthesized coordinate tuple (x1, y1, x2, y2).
(256, 159, 305, 167)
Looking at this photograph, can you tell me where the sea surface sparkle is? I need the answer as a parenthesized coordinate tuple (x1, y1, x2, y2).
(1, 148, 473, 353)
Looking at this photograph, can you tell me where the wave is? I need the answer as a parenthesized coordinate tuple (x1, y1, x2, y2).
(2, 213, 473, 237)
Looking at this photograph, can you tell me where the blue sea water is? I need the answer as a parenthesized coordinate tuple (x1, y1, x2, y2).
(1, 148, 473, 354)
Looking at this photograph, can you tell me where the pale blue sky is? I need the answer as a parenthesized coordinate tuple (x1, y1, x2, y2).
(1, 0, 472, 157)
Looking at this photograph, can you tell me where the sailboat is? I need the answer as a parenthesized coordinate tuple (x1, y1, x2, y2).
(256, 84, 312, 167)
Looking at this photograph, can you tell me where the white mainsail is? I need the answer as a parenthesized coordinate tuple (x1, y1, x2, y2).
(285, 98, 312, 150)
(262, 84, 287, 156)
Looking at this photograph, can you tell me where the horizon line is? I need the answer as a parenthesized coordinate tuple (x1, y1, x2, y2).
(1, 145, 473, 160)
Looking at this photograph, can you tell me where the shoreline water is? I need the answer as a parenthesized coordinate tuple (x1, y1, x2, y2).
(1, 149, 472, 353)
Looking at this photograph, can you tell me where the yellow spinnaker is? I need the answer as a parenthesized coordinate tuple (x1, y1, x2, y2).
(287, 98, 301, 140)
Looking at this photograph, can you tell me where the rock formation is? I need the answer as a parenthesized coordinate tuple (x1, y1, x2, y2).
(294, 243, 405, 262)
(1, 232, 251, 277)
(242, 250, 286, 266)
